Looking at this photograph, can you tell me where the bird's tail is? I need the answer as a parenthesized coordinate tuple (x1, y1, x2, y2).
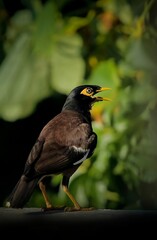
(5, 175, 39, 208)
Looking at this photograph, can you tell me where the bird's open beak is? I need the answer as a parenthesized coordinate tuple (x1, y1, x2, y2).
(94, 87, 111, 102)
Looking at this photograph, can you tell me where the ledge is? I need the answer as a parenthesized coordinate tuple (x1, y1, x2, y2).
(1, 208, 157, 235)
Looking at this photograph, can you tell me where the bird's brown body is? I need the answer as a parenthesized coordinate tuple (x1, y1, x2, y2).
(5, 85, 110, 211)
(35, 110, 96, 174)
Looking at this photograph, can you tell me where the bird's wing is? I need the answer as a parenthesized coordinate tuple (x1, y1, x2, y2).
(23, 138, 45, 178)
(34, 114, 97, 174)
(23, 111, 97, 176)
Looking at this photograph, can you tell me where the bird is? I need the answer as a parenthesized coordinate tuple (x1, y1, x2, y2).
(5, 84, 111, 211)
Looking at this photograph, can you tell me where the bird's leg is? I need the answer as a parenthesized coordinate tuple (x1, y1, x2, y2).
(62, 176, 95, 212)
(39, 181, 53, 209)
(39, 181, 65, 211)
(62, 185, 81, 210)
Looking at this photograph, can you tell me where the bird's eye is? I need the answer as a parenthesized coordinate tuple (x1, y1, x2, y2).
(86, 87, 93, 94)
(80, 87, 94, 96)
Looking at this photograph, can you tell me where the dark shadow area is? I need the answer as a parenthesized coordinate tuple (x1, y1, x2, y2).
(0, 93, 66, 206)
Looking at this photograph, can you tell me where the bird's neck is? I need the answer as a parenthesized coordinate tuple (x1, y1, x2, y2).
(62, 99, 92, 123)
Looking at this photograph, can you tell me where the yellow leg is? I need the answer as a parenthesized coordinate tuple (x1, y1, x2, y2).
(62, 185, 81, 210)
(39, 181, 65, 211)
(62, 185, 95, 211)
(39, 181, 52, 208)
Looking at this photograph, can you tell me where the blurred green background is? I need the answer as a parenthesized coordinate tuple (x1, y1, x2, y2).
(0, 0, 157, 210)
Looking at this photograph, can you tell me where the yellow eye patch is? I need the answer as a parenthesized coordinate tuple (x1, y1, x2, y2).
(80, 87, 94, 96)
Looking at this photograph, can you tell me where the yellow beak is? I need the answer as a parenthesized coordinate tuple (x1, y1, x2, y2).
(95, 87, 111, 101)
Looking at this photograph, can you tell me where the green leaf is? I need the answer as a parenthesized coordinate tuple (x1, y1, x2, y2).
(50, 34, 85, 94)
(33, 1, 62, 55)
(125, 36, 157, 72)
(0, 33, 51, 121)
(87, 59, 120, 89)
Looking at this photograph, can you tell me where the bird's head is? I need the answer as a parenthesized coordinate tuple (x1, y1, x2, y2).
(62, 85, 111, 113)
(79, 85, 111, 104)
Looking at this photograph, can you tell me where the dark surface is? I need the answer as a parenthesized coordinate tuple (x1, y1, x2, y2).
(0, 208, 157, 235)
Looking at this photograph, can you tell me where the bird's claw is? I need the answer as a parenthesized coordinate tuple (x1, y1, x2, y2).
(64, 206, 96, 212)
(41, 206, 66, 212)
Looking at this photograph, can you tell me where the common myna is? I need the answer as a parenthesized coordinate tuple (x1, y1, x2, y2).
(5, 85, 110, 211)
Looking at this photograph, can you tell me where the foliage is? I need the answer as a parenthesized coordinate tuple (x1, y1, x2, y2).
(1, 0, 157, 209)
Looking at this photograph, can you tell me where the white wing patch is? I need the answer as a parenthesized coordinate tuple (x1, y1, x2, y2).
(72, 146, 90, 165)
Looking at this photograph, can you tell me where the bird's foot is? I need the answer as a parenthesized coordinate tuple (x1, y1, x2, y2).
(64, 206, 96, 212)
(41, 205, 66, 212)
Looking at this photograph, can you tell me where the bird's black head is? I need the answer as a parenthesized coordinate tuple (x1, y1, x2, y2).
(62, 85, 111, 117)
